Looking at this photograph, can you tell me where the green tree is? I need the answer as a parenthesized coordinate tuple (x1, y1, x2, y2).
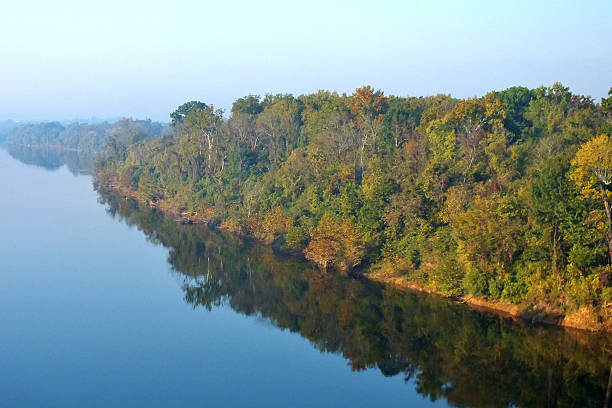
(602, 87, 612, 114)
(451, 194, 522, 283)
(256, 95, 302, 166)
(171, 101, 208, 126)
(529, 157, 576, 272)
(231, 95, 263, 116)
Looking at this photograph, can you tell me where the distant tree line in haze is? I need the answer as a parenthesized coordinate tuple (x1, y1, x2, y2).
(96, 84, 612, 324)
(5, 118, 167, 153)
(0, 120, 16, 143)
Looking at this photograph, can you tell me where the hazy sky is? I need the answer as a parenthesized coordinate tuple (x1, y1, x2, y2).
(2, 0, 611, 122)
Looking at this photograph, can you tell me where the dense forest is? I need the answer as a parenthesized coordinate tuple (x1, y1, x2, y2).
(6, 118, 166, 153)
(97, 188, 612, 408)
(94, 84, 612, 328)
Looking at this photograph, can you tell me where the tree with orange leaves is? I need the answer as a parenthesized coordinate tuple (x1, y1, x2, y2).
(304, 213, 365, 272)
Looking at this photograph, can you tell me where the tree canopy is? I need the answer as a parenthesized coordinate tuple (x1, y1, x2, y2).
(94, 84, 612, 326)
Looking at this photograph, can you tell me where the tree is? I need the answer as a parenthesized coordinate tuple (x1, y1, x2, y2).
(570, 134, 612, 265)
(383, 96, 426, 150)
(255, 95, 301, 166)
(601, 87, 612, 114)
(171, 101, 208, 126)
(231, 95, 263, 116)
(349, 86, 387, 181)
(422, 118, 456, 200)
(529, 157, 575, 272)
(451, 194, 522, 279)
(304, 213, 365, 272)
(524, 83, 571, 145)
(179, 106, 224, 178)
(138, 168, 160, 202)
(226, 113, 257, 185)
(449, 94, 505, 182)
(493, 86, 534, 140)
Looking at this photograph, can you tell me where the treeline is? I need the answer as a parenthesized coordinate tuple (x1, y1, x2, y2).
(0, 120, 16, 143)
(97, 188, 612, 408)
(6, 118, 167, 153)
(95, 84, 612, 322)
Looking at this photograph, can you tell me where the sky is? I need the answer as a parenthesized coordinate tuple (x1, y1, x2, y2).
(1, 0, 611, 122)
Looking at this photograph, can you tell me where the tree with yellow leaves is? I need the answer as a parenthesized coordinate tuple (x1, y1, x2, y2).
(570, 134, 612, 264)
(304, 213, 365, 272)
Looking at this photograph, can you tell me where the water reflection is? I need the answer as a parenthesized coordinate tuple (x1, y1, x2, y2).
(6, 144, 94, 175)
(96, 187, 612, 408)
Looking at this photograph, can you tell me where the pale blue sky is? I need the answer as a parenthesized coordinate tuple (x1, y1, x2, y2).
(1, 0, 611, 121)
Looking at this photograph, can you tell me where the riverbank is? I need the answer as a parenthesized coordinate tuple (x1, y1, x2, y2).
(95, 174, 612, 334)
(95, 175, 214, 224)
(365, 272, 612, 333)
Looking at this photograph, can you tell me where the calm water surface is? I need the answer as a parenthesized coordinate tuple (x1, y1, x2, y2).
(1, 146, 611, 407)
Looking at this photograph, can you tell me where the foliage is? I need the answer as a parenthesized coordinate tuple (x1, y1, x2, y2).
(170, 101, 208, 125)
(304, 213, 365, 272)
(94, 83, 612, 313)
(570, 134, 612, 265)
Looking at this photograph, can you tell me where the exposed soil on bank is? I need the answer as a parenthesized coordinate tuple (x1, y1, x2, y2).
(366, 273, 612, 334)
(96, 178, 213, 225)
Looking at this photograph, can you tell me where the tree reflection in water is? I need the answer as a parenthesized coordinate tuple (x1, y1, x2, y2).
(97, 187, 612, 408)
(7, 144, 94, 175)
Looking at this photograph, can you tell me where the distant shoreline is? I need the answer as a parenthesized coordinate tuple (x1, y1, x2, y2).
(6, 142, 84, 153)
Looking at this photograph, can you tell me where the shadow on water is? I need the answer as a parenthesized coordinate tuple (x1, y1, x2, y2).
(6, 144, 95, 175)
(95, 186, 612, 408)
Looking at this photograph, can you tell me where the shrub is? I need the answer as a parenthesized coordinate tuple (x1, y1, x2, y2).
(463, 267, 489, 297)
(431, 259, 464, 297)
